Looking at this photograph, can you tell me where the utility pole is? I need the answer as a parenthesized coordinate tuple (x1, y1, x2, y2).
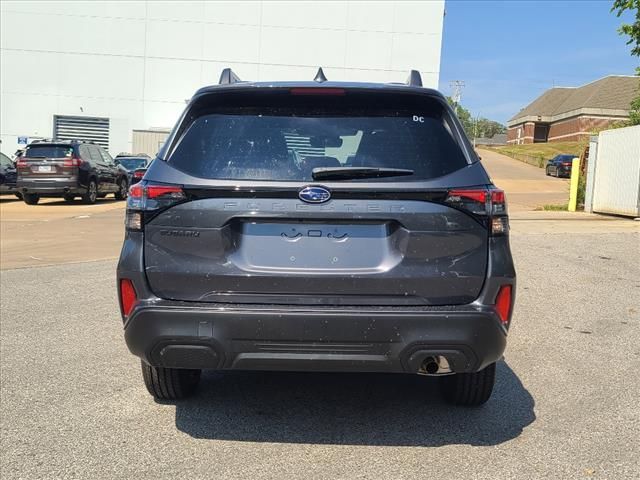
(449, 80, 465, 106)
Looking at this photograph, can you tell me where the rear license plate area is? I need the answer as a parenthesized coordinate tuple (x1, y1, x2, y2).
(36, 165, 53, 173)
(232, 222, 400, 273)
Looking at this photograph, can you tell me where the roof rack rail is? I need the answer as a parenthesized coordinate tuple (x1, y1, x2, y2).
(406, 70, 423, 87)
(218, 68, 241, 85)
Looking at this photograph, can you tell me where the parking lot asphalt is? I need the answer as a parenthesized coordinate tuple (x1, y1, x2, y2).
(2, 226, 639, 479)
(0, 197, 125, 269)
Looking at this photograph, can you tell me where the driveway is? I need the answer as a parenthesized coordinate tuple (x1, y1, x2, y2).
(478, 148, 570, 212)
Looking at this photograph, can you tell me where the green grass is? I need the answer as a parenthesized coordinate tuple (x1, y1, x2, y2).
(489, 141, 586, 159)
(536, 204, 569, 211)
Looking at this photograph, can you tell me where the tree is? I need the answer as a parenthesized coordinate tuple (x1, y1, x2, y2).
(612, 0, 640, 59)
(446, 97, 506, 139)
(612, 0, 640, 125)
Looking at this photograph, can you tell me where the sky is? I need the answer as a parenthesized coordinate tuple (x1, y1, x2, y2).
(438, 0, 639, 124)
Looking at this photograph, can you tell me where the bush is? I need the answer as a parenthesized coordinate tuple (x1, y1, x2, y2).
(577, 171, 587, 209)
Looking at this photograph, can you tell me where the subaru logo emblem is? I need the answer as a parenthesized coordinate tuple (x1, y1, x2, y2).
(299, 186, 331, 204)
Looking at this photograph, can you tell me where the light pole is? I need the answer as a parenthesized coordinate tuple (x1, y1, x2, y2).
(473, 113, 480, 148)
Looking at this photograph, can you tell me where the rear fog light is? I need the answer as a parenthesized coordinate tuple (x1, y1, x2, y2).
(495, 285, 512, 325)
(120, 279, 138, 317)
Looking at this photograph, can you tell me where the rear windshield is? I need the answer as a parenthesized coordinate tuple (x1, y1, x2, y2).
(168, 103, 469, 182)
(118, 158, 147, 170)
(25, 145, 73, 159)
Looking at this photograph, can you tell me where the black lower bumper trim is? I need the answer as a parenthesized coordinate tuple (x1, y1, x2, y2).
(124, 303, 507, 373)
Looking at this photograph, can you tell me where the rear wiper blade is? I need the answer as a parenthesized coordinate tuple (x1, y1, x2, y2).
(312, 167, 414, 181)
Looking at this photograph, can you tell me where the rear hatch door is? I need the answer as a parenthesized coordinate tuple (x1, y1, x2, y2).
(142, 88, 491, 306)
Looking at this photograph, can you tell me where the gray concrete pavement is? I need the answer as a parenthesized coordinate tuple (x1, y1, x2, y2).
(2, 231, 639, 479)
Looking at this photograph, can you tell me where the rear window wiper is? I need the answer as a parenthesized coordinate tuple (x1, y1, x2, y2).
(312, 167, 414, 181)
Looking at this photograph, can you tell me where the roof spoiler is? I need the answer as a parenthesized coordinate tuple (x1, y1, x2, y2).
(218, 68, 241, 85)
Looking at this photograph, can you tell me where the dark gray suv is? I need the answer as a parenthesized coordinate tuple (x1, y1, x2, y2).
(117, 69, 516, 406)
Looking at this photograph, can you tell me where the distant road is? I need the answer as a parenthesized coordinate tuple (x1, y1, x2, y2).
(478, 148, 569, 212)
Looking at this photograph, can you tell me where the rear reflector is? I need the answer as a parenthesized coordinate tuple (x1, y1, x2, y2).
(290, 87, 346, 96)
(119, 279, 137, 317)
(495, 285, 512, 324)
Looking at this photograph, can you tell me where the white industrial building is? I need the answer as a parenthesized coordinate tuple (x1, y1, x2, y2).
(0, 0, 445, 157)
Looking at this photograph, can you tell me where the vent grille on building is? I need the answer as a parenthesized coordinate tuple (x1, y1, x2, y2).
(54, 115, 110, 149)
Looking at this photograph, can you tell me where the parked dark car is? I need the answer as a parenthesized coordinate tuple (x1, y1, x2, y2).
(116, 156, 150, 185)
(130, 162, 151, 185)
(117, 69, 516, 406)
(546, 154, 575, 178)
(0, 152, 19, 197)
(16, 140, 129, 205)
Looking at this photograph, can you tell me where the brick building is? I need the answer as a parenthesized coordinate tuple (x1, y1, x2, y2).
(507, 75, 639, 144)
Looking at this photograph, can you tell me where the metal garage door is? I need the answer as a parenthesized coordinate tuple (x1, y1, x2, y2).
(53, 115, 110, 149)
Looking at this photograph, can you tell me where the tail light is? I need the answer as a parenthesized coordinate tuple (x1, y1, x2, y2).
(562, 162, 572, 167)
(133, 170, 145, 179)
(16, 157, 28, 167)
(445, 188, 508, 236)
(63, 155, 83, 167)
(494, 285, 513, 325)
(119, 278, 138, 317)
(126, 183, 186, 231)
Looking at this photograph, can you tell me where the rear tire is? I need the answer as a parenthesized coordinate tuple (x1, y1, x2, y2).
(23, 193, 40, 205)
(440, 362, 496, 406)
(114, 178, 128, 200)
(140, 361, 201, 400)
(82, 180, 98, 204)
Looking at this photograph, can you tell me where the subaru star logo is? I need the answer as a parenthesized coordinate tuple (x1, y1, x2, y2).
(299, 186, 331, 204)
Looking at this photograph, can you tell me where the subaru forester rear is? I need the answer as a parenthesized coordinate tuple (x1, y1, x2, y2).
(117, 70, 516, 406)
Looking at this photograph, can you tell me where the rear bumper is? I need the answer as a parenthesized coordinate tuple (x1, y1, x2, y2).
(118, 229, 515, 374)
(18, 179, 83, 195)
(123, 301, 507, 374)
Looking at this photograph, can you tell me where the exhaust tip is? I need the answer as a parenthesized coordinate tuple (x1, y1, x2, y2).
(424, 358, 439, 374)
(417, 355, 453, 376)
